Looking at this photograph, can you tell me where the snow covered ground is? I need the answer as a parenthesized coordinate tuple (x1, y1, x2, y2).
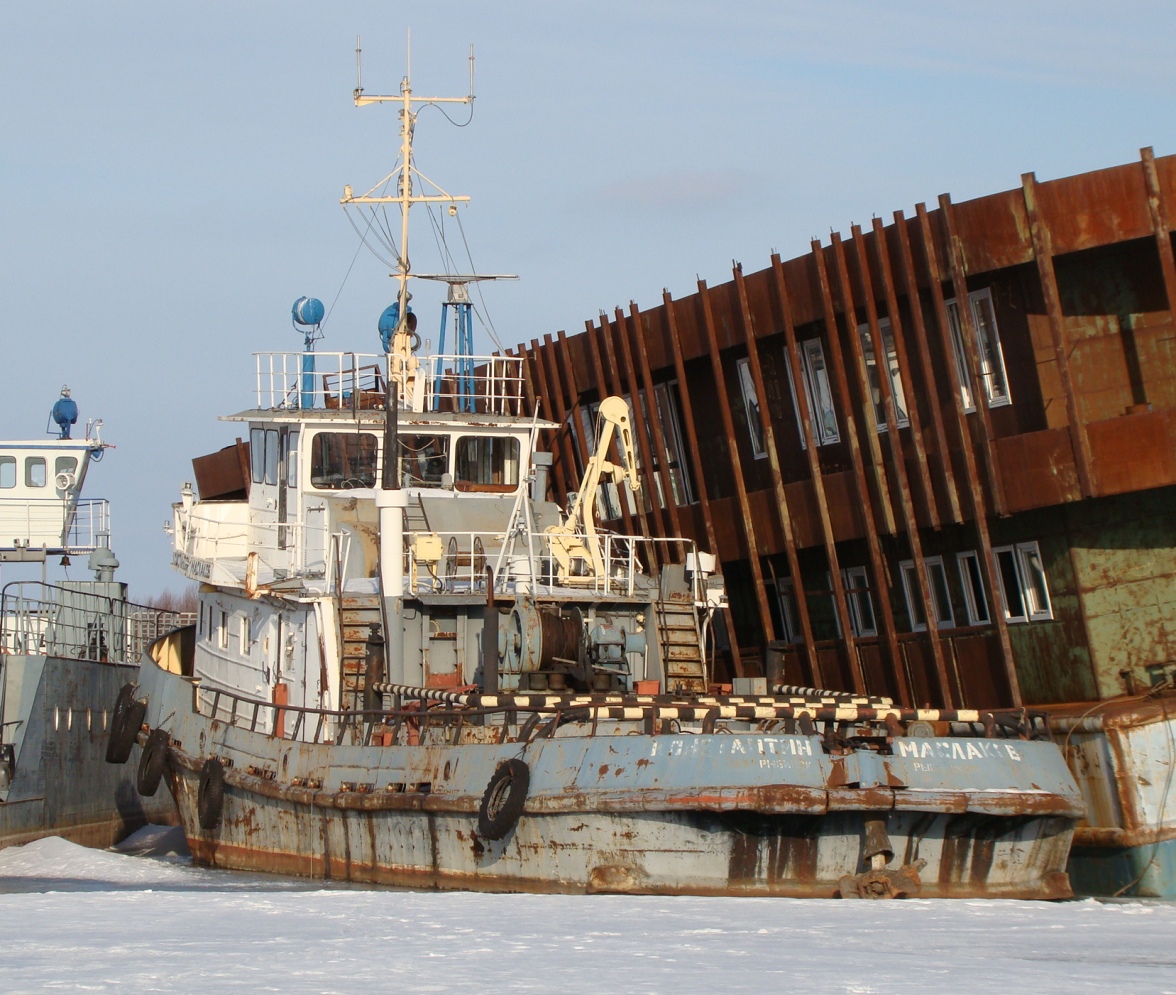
(0, 832, 1174, 994)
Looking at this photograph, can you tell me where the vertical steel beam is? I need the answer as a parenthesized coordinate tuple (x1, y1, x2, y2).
(732, 262, 820, 683)
(513, 343, 540, 418)
(915, 204, 1022, 707)
(583, 318, 641, 539)
(536, 333, 577, 506)
(557, 329, 593, 479)
(869, 218, 940, 529)
(808, 241, 880, 695)
(892, 210, 964, 524)
(696, 278, 775, 675)
(615, 306, 669, 556)
(663, 289, 736, 679)
(628, 302, 685, 549)
(938, 194, 1009, 514)
(1141, 146, 1176, 334)
(854, 225, 952, 707)
(829, 233, 898, 535)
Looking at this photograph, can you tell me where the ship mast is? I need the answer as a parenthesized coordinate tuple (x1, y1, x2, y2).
(342, 37, 475, 402)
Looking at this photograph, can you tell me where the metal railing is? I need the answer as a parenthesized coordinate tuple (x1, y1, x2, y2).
(0, 582, 191, 665)
(254, 351, 526, 416)
(0, 497, 110, 554)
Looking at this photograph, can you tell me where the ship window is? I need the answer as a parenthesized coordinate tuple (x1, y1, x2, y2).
(455, 436, 519, 489)
(841, 566, 877, 637)
(899, 557, 955, 631)
(993, 542, 1052, 623)
(773, 577, 803, 643)
(310, 433, 378, 490)
(735, 359, 767, 459)
(857, 318, 909, 432)
(239, 615, 251, 655)
(946, 289, 1011, 410)
(217, 610, 229, 649)
(264, 430, 279, 486)
(399, 434, 449, 487)
(55, 456, 78, 477)
(784, 339, 840, 448)
(250, 429, 265, 483)
(653, 381, 695, 505)
(25, 457, 46, 488)
(0, 457, 15, 489)
(285, 430, 300, 488)
(957, 551, 990, 626)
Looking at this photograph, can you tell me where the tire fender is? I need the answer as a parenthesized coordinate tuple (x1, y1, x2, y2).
(198, 757, 225, 830)
(105, 683, 146, 765)
(477, 758, 530, 840)
(136, 728, 170, 796)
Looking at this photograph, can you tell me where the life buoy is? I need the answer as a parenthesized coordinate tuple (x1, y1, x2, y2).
(105, 683, 146, 765)
(136, 728, 170, 796)
(477, 758, 529, 840)
(198, 757, 225, 830)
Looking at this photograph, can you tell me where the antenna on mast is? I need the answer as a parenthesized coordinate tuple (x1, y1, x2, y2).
(354, 36, 363, 97)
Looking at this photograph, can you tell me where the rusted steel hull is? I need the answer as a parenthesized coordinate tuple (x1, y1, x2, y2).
(1047, 693, 1176, 898)
(140, 658, 1081, 899)
(0, 654, 176, 850)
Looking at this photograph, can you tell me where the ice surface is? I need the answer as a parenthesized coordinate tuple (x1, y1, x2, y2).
(0, 835, 1174, 994)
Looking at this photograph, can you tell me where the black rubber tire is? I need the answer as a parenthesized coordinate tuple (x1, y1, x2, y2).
(136, 728, 169, 796)
(198, 757, 225, 830)
(105, 683, 146, 765)
(477, 758, 529, 840)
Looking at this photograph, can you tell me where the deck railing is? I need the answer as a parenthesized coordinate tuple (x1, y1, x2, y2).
(0, 497, 110, 555)
(0, 581, 192, 665)
(254, 351, 525, 416)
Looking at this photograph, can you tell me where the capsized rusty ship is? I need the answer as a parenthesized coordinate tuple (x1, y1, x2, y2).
(111, 50, 1083, 898)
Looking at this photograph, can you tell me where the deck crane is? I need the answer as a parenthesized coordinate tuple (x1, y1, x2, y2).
(544, 396, 640, 584)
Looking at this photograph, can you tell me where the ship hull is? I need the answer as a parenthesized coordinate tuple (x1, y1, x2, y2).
(0, 653, 175, 849)
(141, 658, 1080, 899)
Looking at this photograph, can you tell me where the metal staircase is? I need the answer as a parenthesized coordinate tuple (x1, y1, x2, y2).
(339, 594, 382, 712)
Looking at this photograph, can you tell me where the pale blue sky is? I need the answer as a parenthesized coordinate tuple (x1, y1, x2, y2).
(2, 1, 1174, 596)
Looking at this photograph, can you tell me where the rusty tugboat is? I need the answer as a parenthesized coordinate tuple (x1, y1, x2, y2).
(108, 49, 1084, 899)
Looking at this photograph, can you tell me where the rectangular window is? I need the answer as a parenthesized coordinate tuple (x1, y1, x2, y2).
(653, 381, 695, 505)
(945, 289, 1011, 410)
(217, 610, 229, 650)
(54, 456, 78, 478)
(857, 318, 908, 432)
(956, 551, 990, 626)
(25, 457, 46, 488)
(841, 566, 878, 637)
(310, 432, 379, 490)
(455, 436, 520, 489)
(899, 557, 955, 631)
(774, 577, 803, 643)
(736, 358, 767, 459)
(0, 457, 15, 489)
(784, 339, 840, 447)
(285, 430, 300, 488)
(239, 615, 251, 656)
(250, 428, 265, 484)
(992, 542, 1052, 622)
(399, 434, 450, 487)
(264, 429, 280, 486)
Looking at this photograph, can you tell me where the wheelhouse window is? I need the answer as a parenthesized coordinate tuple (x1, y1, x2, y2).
(784, 339, 839, 447)
(0, 457, 15, 489)
(857, 318, 909, 432)
(217, 610, 229, 650)
(455, 436, 519, 489)
(284, 430, 300, 488)
(25, 457, 46, 488)
(735, 359, 767, 459)
(400, 434, 450, 487)
(946, 289, 1011, 410)
(310, 432, 378, 490)
(899, 557, 955, 631)
(956, 551, 990, 626)
(993, 542, 1052, 623)
(250, 428, 281, 486)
